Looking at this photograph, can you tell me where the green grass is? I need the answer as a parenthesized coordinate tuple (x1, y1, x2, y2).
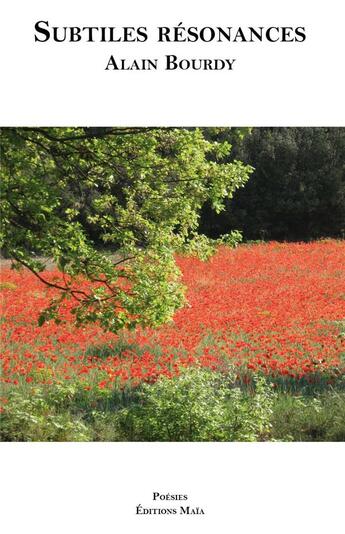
(2, 367, 345, 442)
(271, 389, 345, 441)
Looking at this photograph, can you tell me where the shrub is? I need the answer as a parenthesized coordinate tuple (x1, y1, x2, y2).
(0, 368, 276, 442)
(118, 367, 275, 441)
(0, 388, 91, 442)
(271, 387, 345, 441)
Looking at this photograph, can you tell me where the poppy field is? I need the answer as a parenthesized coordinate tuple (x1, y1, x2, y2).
(1, 240, 345, 441)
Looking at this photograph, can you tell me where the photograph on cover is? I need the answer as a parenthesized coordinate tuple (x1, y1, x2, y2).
(1, 126, 345, 442)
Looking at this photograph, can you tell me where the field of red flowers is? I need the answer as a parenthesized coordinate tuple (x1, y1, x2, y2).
(1, 240, 345, 395)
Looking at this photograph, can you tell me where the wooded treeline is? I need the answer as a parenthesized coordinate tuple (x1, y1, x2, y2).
(2, 127, 344, 251)
(200, 127, 345, 241)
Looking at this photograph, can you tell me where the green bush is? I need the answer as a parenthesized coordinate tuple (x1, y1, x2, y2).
(3, 372, 345, 441)
(271, 389, 345, 441)
(0, 389, 91, 442)
(117, 367, 275, 441)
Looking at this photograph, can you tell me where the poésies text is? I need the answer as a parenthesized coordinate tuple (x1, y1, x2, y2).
(135, 492, 205, 516)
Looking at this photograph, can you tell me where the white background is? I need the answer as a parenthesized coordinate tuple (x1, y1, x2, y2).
(1, 1, 345, 532)
(0, 0, 344, 125)
(1, 443, 345, 533)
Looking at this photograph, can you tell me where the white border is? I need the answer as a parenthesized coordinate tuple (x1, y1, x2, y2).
(1, 0, 345, 125)
(1, 443, 345, 533)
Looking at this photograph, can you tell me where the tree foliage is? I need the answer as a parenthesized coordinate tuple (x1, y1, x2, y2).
(200, 127, 345, 241)
(0, 127, 252, 331)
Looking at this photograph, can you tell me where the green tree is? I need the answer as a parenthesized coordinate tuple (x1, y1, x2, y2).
(0, 127, 252, 332)
(200, 127, 345, 241)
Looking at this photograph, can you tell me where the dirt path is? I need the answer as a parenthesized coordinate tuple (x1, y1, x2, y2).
(0, 257, 57, 271)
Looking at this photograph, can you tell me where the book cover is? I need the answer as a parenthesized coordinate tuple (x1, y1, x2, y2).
(1, 1, 344, 532)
